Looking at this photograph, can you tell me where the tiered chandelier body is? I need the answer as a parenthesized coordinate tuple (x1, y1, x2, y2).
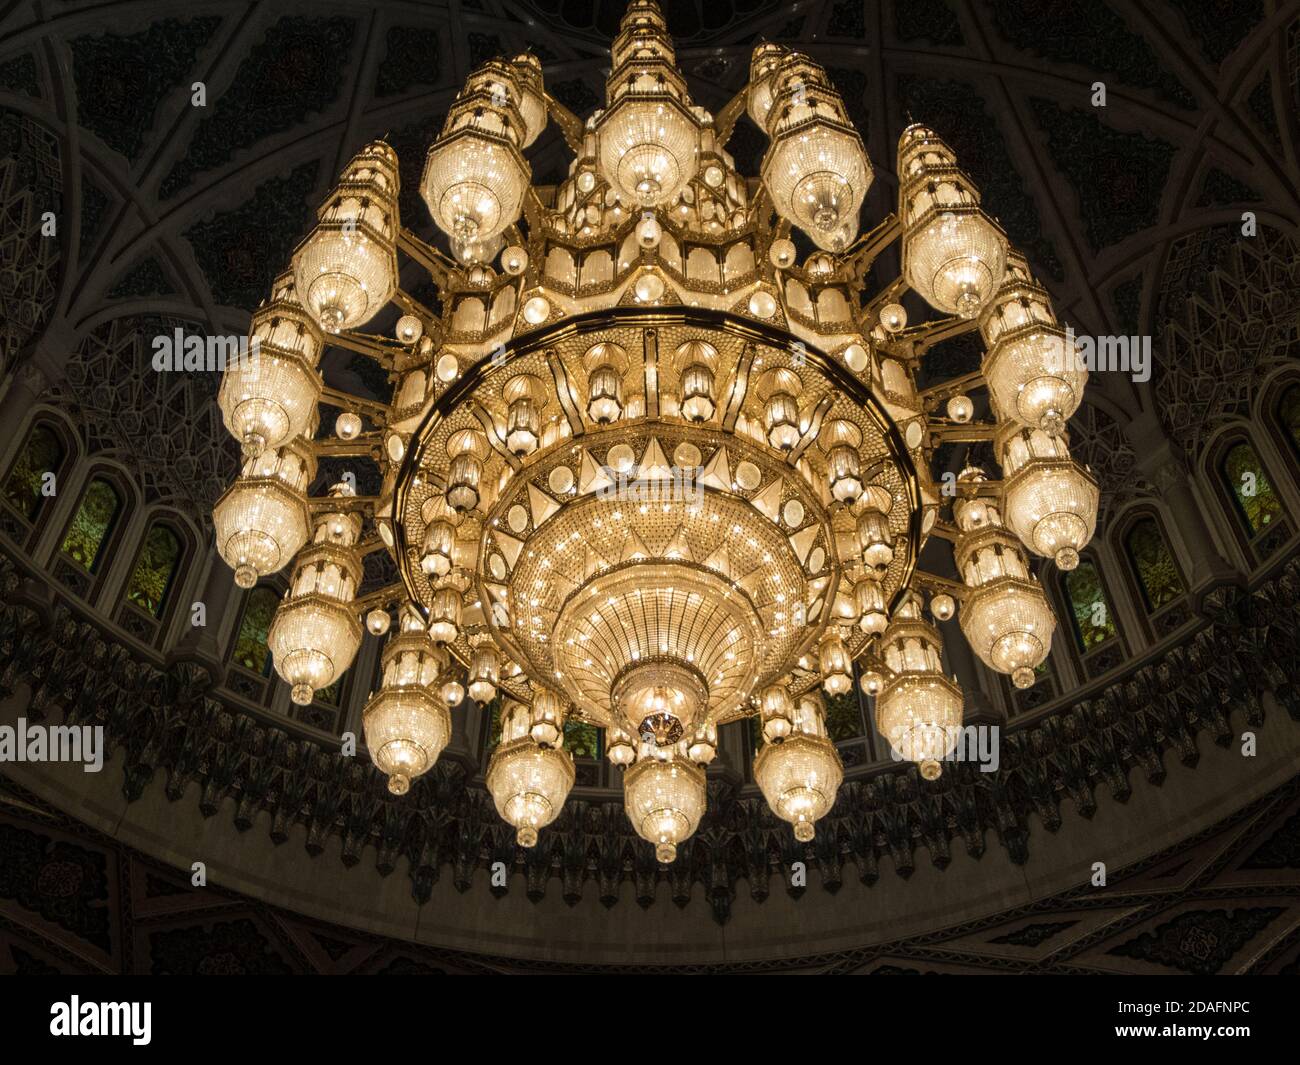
(215, 0, 1098, 860)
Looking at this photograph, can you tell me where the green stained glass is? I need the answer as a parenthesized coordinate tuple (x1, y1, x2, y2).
(563, 719, 601, 759)
(823, 688, 864, 741)
(1065, 560, 1117, 652)
(1125, 518, 1183, 612)
(125, 524, 182, 617)
(314, 677, 342, 707)
(481, 701, 600, 759)
(60, 478, 121, 573)
(232, 586, 280, 676)
(1280, 386, 1300, 455)
(483, 697, 502, 752)
(3, 424, 63, 520)
(1223, 442, 1282, 535)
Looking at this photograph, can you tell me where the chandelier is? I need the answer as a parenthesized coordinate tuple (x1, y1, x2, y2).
(213, 0, 1097, 861)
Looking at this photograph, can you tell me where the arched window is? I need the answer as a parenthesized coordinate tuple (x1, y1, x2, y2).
(563, 719, 602, 759)
(1063, 559, 1118, 653)
(481, 703, 601, 760)
(1277, 384, 1300, 457)
(125, 524, 184, 617)
(313, 677, 342, 707)
(59, 477, 122, 574)
(1220, 441, 1282, 536)
(230, 586, 280, 677)
(3, 423, 66, 522)
(823, 688, 864, 741)
(481, 696, 503, 757)
(1124, 517, 1184, 612)
(745, 715, 763, 779)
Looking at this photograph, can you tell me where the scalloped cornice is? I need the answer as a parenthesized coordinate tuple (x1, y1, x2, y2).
(2, 542, 1297, 925)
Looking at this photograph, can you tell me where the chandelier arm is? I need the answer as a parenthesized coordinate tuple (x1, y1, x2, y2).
(719, 341, 756, 430)
(771, 268, 796, 326)
(928, 423, 996, 444)
(523, 186, 549, 234)
(858, 650, 890, 676)
(643, 327, 660, 419)
(919, 369, 985, 407)
(901, 314, 980, 354)
(787, 394, 834, 464)
(305, 495, 382, 512)
(861, 275, 909, 330)
(391, 287, 439, 325)
(929, 520, 960, 543)
(468, 399, 523, 471)
(312, 433, 383, 457)
(329, 331, 401, 366)
(935, 471, 1008, 515)
(747, 193, 778, 269)
(396, 228, 456, 286)
(544, 349, 587, 437)
(843, 213, 902, 283)
(541, 89, 585, 153)
(318, 387, 390, 422)
(910, 570, 968, 599)
(749, 184, 775, 235)
(712, 87, 750, 147)
(351, 581, 407, 615)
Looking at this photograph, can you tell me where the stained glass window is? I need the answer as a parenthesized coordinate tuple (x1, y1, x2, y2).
(314, 678, 342, 707)
(563, 719, 601, 759)
(1279, 386, 1300, 456)
(125, 524, 183, 617)
(1124, 518, 1184, 612)
(1064, 560, 1117, 653)
(483, 697, 503, 753)
(231, 586, 280, 676)
(2, 424, 64, 521)
(480, 700, 600, 758)
(824, 688, 864, 741)
(60, 477, 122, 573)
(1221, 442, 1282, 535)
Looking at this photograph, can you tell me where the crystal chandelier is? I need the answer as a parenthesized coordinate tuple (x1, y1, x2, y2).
(214, 0, 1098, 862)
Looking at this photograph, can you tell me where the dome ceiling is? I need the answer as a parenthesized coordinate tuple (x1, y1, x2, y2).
(0, 0, 1298, 956)
(2, 0, 1296, 528)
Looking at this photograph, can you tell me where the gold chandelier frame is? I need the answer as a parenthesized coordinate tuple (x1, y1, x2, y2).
(391, 306, 924, 711)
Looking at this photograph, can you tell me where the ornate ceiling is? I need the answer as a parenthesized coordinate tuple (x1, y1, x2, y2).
(2, 0, 1297, 530)
(0, 0, 1298, 968)
(3, 759, 1300, 973)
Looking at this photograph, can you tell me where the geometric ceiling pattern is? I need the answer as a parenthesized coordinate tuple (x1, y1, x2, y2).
(1157, 224, 1300, 461)
(2, 1, 1297, 536)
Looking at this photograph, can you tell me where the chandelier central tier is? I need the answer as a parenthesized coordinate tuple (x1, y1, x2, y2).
(392, 309, 920, 751)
